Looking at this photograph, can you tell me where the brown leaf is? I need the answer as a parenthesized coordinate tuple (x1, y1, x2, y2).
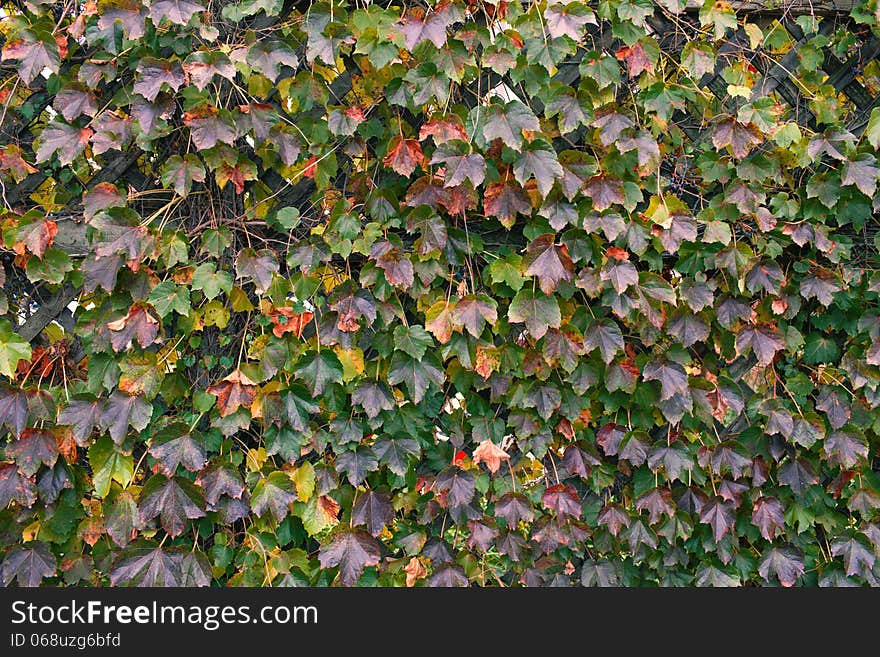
(403, 557, 427, 587)
(615, 42, 652, 77)
(78, 516, 104, 547)
(483, 180, 531, 228)
(318, 494, 341, 521)
(56, 428, 78, 464)
(472, 440, 510, 474)
(206, 369, 258, 417)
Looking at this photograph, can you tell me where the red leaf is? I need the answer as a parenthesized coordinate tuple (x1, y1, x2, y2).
(383, 136, 424, 177)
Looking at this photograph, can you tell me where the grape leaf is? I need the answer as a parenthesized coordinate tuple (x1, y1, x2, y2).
(109, 545, 182, 586)
(508, 289, 562, 339)
(107, 304, 160, 351)
(541, 484, 582, 519)
(1, 32, 59, 84)
(251, 471, 297, 523)
(523, 234, 574, 294)
(89, 437, 133, 498)
(472, 440, 510, 474)
(149, 0, 205, 25)
(483, 181, 531, 228)
(206, 369, 257, 418)
(830, 537, 876, 577)
(481, 100, 540, 149)
(318, 529, 382, 586)
(0, 542, 56, 587)
(295, 351, 344, 396)
(643, 360, 689, 401)
(0, 386, 29, 438)
(336, 446, 379, 487)
(735, 324, 784, 366)
(161, 154, 206, 197)
(513, 140, 563, 198)
(373, 437, 420, 476)
(0, 461, 37, 509)
(34, 121, 92, 166)
(583, 318, 624, 364)
(451, 295, 498, 337)
(6, 428, 58, 476)
(235, 248, 279, 294)
(138, 474, 206, 537)
(758, 546, 804, 587)
(195, 461, 245, 505)
(383, 137, 424, 177)
(148, 425, 206, 475)
(100, 391, 153, 444)
(105, 490, 141, 548)
(352, 490, 394, 537)
(435, 468, 475, 507)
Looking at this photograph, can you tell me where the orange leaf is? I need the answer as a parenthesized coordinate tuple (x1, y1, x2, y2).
(302, 155, 318, 179)
(606, 246, 629, 261)
(268, 307, 314, 338)
(56, 427, 78, 464)
(472, 439, 509, 474)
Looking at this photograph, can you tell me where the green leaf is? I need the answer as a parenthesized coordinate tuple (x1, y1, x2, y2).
(803, 333, 840, 364)
(191, 263, 233, 300)
(89, 437, 134, 498)
(294, 351, 343, 397)
(148, 281, 191, 317)
(0, 320, 31, 379)
(251, 471, 296, 523)
(392, 325, 434, 360)
(507, 289, 562, 339)
(161, 155, 205, 197)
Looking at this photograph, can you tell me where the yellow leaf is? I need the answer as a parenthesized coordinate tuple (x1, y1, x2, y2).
(156, 341, 179, 372)
(246, 447, 266, 472)
(230, 286, 255, 312)
(744, 22, 763, 49)
(247, 333, 270, 359)
(43, 322, 65, 343)
(334, 346, 365, 381)
(727, 84, 752, 99)
(317, 265, 348, 293)
(202, 300, 230, 328)
(22, 520, 40, 542)
(291, 462, 315, 502)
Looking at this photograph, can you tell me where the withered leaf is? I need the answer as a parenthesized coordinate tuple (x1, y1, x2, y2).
(206, 369, 257, 418)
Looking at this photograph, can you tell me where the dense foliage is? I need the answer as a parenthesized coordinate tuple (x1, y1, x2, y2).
(1, 0, 880, 587)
